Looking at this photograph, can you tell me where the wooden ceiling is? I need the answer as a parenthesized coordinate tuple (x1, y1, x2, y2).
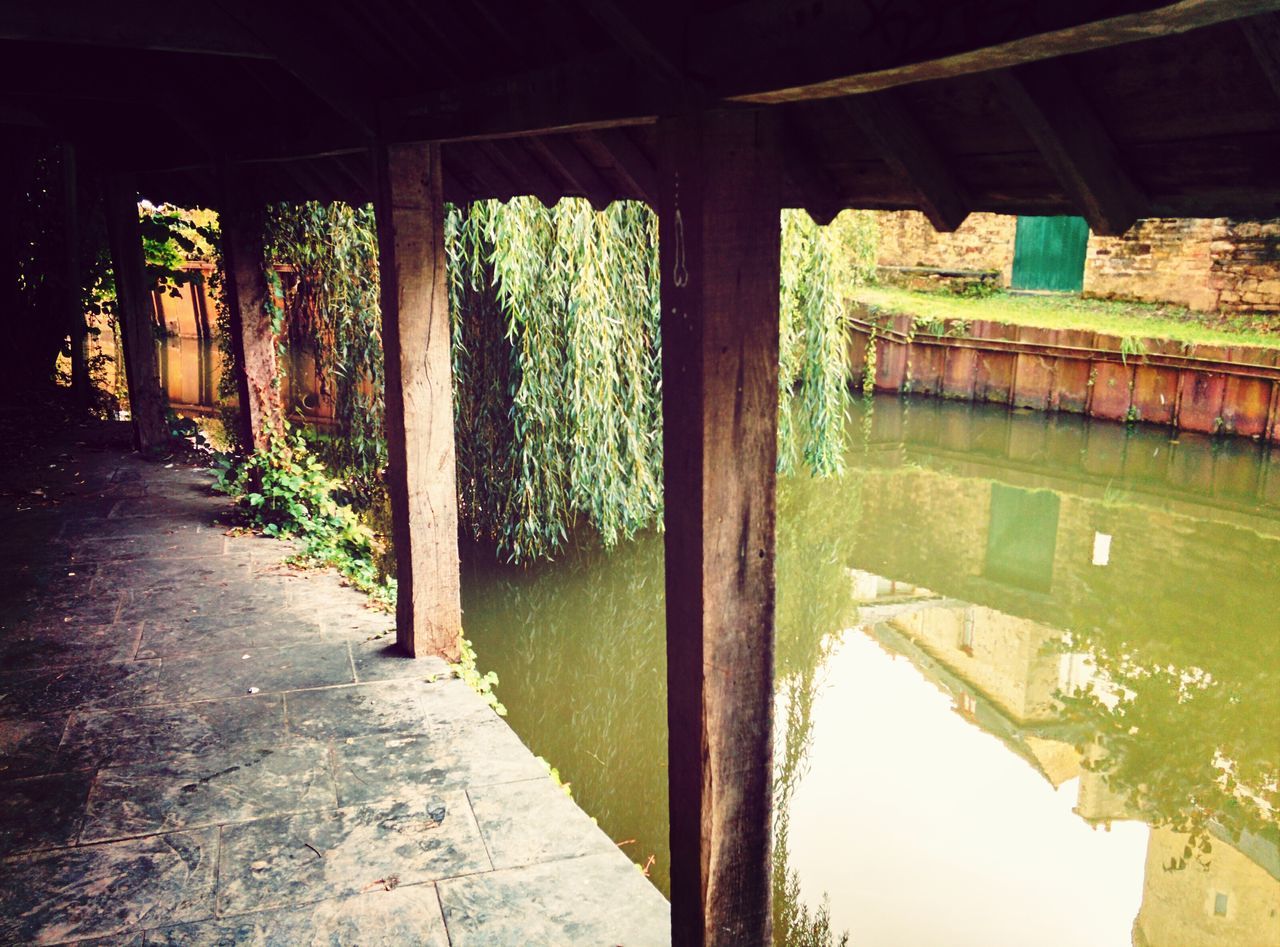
(4, 0, 1280, 232)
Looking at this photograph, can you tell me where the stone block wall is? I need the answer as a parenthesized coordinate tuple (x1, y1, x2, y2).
(1084, 218, 1219, 311)
(875, 211, 1016, 282)
(1211, 219, 1280, 315)
(873, 211, 1280, 315)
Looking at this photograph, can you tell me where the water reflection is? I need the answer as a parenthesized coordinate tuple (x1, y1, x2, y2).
(462, 395, 1280, 946)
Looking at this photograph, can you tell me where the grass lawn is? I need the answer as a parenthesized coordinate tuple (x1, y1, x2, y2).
(851, 285, 1280, 351)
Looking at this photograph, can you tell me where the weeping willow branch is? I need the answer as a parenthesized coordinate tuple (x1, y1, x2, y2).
(259, 198, 876, 563)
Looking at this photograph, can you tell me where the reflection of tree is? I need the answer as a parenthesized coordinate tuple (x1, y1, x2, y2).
(771, 464, 860, 946)
(1058, 639, 1280, 868)
(460, 530, 672, 889)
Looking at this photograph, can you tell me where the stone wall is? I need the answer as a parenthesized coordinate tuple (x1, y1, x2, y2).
(1211, 219, 1280, 316)
(875, 211, 1016, 283)
(872, 211, 1280, 315)
(1084, 218, 1219, 311)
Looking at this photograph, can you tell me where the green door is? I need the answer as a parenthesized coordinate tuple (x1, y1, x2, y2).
(1011, 215, 1089, 292)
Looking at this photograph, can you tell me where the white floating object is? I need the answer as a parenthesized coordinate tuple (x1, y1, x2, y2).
(1092, 532, 1112, 566)
(242, 654, 251, 660)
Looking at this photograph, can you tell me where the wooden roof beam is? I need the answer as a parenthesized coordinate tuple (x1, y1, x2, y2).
(1239, 12, 1280, 102)
(710, 0, 1280, 105)
(213, 1, 374, 135)
(525, 136, 612, 209)
(0, 0, 271, 57)
(992, 61, 1146, 237)
(842, 90, 968, 232)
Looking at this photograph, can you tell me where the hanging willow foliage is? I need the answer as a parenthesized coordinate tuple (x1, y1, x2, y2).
(266, 202, 385, 494)
(259, 198, 875, 563)
(449, 199, 663, 561)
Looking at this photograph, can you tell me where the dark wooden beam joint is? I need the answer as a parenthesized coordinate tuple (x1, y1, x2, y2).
(843, 90, 968, 231)
(658, 108, 781, 947)
(992, 61, 1146, 236)
(372, 141, 463, 661)
(103, 175, 170, 452)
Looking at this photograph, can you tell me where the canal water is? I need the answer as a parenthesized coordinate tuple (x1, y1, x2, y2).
(462, 395, 1280, 946)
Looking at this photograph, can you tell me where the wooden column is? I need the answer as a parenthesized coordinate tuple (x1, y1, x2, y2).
(658, 109, 782, 947)
(103, 175, 169, 452)
(61, 144, 90, 405)
(373, 141, 463, 661)
(219, 189, 285, 452)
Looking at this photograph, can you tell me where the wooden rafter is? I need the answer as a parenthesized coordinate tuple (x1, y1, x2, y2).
(0, 0, 270, 57)
(479, 140, 559, 207)
(593, 129, 657, 206)
(992, 60, 1146, 236)
(842, 90, 968, 232)
(1239, 12, 1280, 102)
(779, 115, 844, 226)
(213, 0, 373, 134)
(709, 0, 1280, 104)
(525, 136, 612, 209)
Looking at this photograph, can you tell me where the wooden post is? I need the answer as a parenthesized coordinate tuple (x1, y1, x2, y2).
(658, 109, 781, 947)
(219, 185, 286, 452)
(372, 141, 463, 661)
(103, 175, 169, 452)
(61, 143, 90, 405)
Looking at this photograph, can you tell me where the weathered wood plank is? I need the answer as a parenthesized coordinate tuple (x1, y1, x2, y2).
(992, 60, 1146, 236)
(218, 184, 286, 452)
(659, 108, 780, 947)
(103, 175, 169, 453)
(373, 141, 463, 662)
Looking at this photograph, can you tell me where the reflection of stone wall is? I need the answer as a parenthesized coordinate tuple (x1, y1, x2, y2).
(1134, 828, 1280, 947)
(892, 605, 1063, 722)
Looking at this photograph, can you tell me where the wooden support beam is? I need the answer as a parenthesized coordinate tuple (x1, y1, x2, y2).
(372, 141, 463, 662)
(992, 61, 1146, 236)
(218, 182, 286, 451)
(843, 91, 968, 232)
(103, 175, 169, 452)
(1240, 12, 1280, 102)
(658, 108, 780, 947)
(779, 116, 843, 226)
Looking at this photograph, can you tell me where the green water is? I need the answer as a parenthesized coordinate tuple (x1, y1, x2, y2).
(462, 396, 1280, 947)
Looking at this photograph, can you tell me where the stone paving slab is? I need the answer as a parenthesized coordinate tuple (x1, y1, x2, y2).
(0, 828, 220, 944)
(81, 744, 337, 844)
(147, 886, 450, 946)
(217, 793, 490, 915)
(332, 721, 548, 807)
(0, 424, 669, 944)
(438, 850, 671, 946)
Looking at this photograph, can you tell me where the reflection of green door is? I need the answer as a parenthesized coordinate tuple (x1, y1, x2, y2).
(1011, 216, 1089, 292)
(984, 484, 1060, 592)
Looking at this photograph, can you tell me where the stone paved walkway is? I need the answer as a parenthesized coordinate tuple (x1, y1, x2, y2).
(0, 421, 669, 945)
